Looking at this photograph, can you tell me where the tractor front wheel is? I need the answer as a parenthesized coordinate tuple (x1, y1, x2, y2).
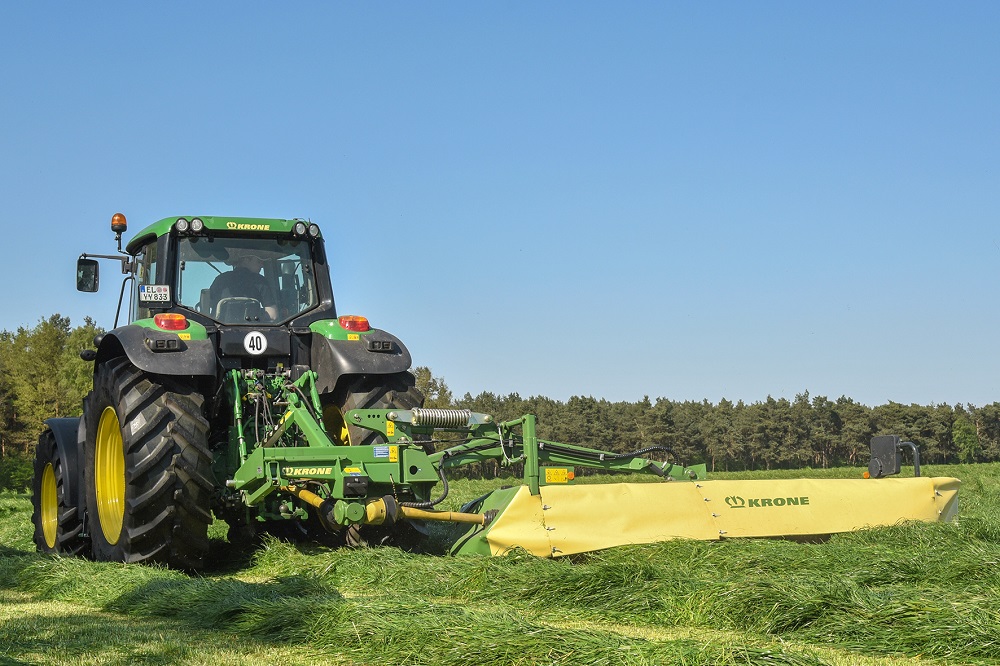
(31, 429, 87, 555)
(83, 357, 214, 569)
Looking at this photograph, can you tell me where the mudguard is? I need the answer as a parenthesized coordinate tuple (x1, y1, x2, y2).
(42, 417, 84, 515)
(310, 327, 412, 394)
(95, 326, 217, 377)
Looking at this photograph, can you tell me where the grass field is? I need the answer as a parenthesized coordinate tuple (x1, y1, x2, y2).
(2, 463, 1000, 665)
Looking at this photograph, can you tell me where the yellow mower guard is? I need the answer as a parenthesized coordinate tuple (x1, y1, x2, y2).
(463, 477, 960, 557)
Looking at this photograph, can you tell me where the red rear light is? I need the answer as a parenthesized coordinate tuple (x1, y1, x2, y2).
(339, 315, 370, 332)
(154, 313, 188, 331)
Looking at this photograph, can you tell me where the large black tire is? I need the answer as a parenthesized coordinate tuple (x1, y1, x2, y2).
(324, 372, 424, 447)
(31, 429, 87, 556)
(83, 357, 213, 569)
(323, 372, 424, 547)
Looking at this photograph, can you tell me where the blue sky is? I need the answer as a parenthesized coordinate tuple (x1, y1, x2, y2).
(1, 3, 998, 407)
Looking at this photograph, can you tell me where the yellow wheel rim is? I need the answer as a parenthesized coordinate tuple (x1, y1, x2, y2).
(40, 462, 58, 549)
(323, 405, 352, 445)
(95, 406, 125, 545)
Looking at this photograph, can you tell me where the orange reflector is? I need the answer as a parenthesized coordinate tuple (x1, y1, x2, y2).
(863, 471, 871, 479)
(111, 212, 128, 233)
(154, 313, 188, 331)
(339, 315, 371, 332)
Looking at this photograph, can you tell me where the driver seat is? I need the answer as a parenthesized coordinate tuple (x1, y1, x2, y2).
(216, 297, 265, 323)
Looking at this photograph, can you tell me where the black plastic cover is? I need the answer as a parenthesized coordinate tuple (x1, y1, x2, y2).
(344, 476, 370, 498)
(868, 435, 902, 478)
(96, 326, 217, 377)
(311, 328, 412, 394)
(43, 417, 84, 513)
(217, 328, 292, 358)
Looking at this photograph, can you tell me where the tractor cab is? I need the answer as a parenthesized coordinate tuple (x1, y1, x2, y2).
(78, 214, 334, 329)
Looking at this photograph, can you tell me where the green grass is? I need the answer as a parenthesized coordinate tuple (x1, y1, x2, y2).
(3, 464, 1000, 664)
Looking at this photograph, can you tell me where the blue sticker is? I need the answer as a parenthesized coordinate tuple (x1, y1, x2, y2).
(373, 446, 390, 458)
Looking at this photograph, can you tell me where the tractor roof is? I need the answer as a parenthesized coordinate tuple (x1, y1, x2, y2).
(126, 216, 307, 254)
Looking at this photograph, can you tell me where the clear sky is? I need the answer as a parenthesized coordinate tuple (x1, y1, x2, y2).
(1, 3, 998, 407)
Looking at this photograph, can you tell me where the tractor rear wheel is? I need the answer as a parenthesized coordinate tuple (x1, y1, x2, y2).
(325, 372, 424, 446)
(31, 429, 87, 555)
(83, 357, 213, 569)
(324, 372, 424, 547)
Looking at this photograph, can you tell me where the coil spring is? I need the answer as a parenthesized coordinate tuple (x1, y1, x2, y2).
(410, 408, 472, 428)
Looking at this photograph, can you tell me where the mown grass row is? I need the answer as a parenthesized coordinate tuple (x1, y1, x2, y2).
(2, 464, 1000, 665)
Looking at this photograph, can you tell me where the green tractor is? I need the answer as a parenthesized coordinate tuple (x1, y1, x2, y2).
(30, 213, 961, 570)
(30, 214, 430, 568)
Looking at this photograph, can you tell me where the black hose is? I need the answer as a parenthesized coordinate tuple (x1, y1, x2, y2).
(401, 465, 449, 509)
(290, 385, 322, 425)
(538, 441, 674, 462)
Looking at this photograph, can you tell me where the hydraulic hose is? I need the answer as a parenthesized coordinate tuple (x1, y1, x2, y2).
(538, 441, 674, 461)
(401, 465, 449, 509)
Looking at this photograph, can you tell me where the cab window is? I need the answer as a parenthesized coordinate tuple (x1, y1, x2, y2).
(133, 241, 159, 321)
(175, 236, 317, 324)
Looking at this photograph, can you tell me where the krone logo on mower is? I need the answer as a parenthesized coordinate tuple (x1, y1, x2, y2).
(725, 495, 810, 509)
(283, 467, 334, 477)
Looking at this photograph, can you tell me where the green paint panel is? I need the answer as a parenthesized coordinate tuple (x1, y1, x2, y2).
(448, 486, 523, 557)
(309, 319, 374, 340)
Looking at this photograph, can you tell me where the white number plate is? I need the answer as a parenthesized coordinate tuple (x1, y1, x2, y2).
(138, 285, 171, 302)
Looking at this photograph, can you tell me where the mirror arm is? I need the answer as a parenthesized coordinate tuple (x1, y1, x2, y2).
(80, 253, 135, 275)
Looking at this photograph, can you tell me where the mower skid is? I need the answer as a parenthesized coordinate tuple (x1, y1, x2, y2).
(449, 476, 961, 557)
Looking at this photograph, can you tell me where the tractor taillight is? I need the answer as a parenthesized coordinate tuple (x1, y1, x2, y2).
(154, 313, 188, 331)
(339, 315, 370, 332)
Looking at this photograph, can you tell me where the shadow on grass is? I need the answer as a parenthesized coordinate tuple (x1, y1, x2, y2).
(0, 602, 310, 666)
(106, 572, 345, 642)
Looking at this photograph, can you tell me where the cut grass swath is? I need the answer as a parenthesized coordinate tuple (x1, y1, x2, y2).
(3, 463, 1000, 664)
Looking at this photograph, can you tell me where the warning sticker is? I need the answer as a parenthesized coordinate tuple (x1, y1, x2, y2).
(138, 284, 170, 302)
(545, 468, 570, 484)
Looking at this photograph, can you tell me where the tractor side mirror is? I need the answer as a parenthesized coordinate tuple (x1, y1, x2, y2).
(77, 258, 100, 292)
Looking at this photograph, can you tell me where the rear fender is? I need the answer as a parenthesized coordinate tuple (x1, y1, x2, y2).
(95, 326, 217, 377)
(311, 327, 412, 394)
(43, 417, 84, 513)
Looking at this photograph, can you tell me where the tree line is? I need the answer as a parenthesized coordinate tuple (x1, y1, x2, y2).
(0, 315, 102, 490)
(415, 369, 998, 471)
(1, 316, 997, 491)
